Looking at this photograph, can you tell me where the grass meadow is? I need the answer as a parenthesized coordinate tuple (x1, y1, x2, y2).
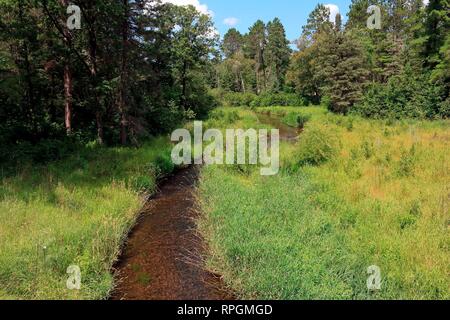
(0, 106, 448, 300)
(198, 106, 450, 299)
(0, 137, 174, 299)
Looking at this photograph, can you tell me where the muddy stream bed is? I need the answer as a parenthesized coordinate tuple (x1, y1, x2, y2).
(111, 113, 299, 300)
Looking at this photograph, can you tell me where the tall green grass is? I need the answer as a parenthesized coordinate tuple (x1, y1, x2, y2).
(0, 137, 174, 299)
(198, 107, 450, 300)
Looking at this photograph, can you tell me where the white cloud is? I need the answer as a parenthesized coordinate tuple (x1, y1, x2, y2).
(422, 0, 429, 6)
(223, 17, 239, 27)
(161, 0, 213, 16)
(325, 4, 340, 24)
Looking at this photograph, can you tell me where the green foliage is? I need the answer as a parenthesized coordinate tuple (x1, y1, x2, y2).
(318, 32, 369, 114)
(354, 71, 449, 119)
(361, 139, 374, 159)
(216, 17, 291, 95)
(223, 92, 257, 107)
(131, 175, 157, 193)
(289, 0, 449, 119)
(295, 123, 340, 167)
(396, 145, 417, 177)
(209, 109, 242, 124)
(220, 92, 306, 108)
(0, 1, 218, 148)
(250, 93, 306, 107)
(265, 18, 292, 92)
(221, 28, 244, 58)
(154, 151, 176, 176)
(282, 112, 311, 128)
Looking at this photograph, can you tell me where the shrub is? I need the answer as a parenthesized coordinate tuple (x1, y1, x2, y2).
(131, 175, 156, 193)
(354, 71, 449, 120)
(396, 145, 417, 177)
(209, 109, 241, 126)
(296, 113, 312, 128)
(251, 93, 306, 107)
(223, 92, 257, 107)
(154, 151, 175, 176)
(282, 112, 311, 128)
(220, 92, 308, 108)
(0, 138, 80, 170)
(295, 124, 340, 167)
(321, 96, 332, 111)
(361, 140, 374, 159)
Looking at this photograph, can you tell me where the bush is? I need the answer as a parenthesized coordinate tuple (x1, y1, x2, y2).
(321, 96, 332, 111)
(295, 124, 340, 167)
(251, 93, 306, 107)
(220, 92, 307, 108)
(354, 71, 449, 120)
(282, 112, 311, 128)
(131, 175, 156, 193)
(396, 145, 417, 177)
(209, 109, 241, 125)
(154, 151, 175, 176)
(0, 138, 80, 170)
(223, 92, 257, 107)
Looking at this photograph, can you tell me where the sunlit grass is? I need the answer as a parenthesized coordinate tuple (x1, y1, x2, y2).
(198, 107, 450, 299)
(0, 137, 174, 299)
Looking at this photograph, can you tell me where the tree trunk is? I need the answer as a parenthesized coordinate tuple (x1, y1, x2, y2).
(59, 0, 73, 135)
(63, 64, 72, 134)
(96, 112, 104, 145)
(82, 2, 104, 144)
(118, 0, 129, 145)
(17, 0, 37, 135)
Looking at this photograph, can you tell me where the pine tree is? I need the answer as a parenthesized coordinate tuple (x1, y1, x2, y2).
(422, 0, 450, 69)
(299, 3, 333, 47)
(265, 18, 291, 92)
(318, 24, 370, 113)
(247, 20, 267, 93)
(222, 28, 244, 58)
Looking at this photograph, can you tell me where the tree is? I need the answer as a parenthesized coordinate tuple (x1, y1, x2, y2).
(170, 4, 218, 113)
(288, 5, 333, 103)
(0, 0, 220, 155)
(288, 44, 323, 104)
(221, 28, 244, 58)
(422, 0, 450, 69)
(318, 30, 370, 113)
(118, 0, 130, 145)
(297, 3, 333, 48)
(247, 20, 267, 93)
(265, 18, 291, 92)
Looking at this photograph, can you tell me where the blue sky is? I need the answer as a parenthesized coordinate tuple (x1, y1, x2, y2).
(162, 0, 353, 41)
(208, 0, 353, 41)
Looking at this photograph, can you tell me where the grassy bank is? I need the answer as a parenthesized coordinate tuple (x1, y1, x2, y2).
(0, 137, 174, 299)
(198, 107, 450, 299)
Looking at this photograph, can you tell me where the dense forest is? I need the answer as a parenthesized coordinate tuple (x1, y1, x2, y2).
(0, 0, 448, 164)
(0, 0, 217, 164)
(215, 0, 449, 118)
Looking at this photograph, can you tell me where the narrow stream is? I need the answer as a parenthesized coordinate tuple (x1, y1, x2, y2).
(111, 166, 233, 300)
(112, 112, 296, 300)
(257, 112, 302, 142)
